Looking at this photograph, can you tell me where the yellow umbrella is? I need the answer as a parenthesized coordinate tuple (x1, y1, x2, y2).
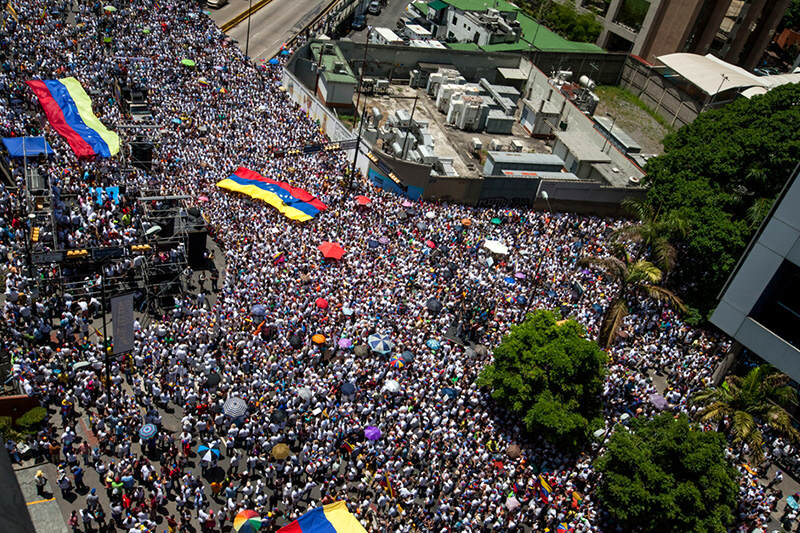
(271, 443, 291, 460)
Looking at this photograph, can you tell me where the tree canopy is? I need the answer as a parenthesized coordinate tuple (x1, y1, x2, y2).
(643, 83, 800, 315)
(596, 413, 739, 533)
(477, 309, 607, 448)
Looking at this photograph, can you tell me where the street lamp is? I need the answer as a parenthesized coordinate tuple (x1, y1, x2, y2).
(245, 0, 253, 58)
(349, 27, 372, 188)
(703, 73, 729, 112)
(601, 114, 616, 153)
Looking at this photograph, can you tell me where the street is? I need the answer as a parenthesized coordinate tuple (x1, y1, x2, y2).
(207, 0, 333, 59)
(344, 0, 414, 43)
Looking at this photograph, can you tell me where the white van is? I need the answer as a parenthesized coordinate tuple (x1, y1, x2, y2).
(206, 0, 228, 9)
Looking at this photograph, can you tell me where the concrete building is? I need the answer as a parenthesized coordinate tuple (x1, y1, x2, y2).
(309, 42, 357, 108)
(483, 152, 565, 175)
(711, 169, 800, 382)
(564, 0, 791, 69)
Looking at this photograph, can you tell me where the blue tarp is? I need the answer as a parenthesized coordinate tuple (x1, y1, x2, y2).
(96, 186, 120, 205)
(2, 137, 54, 157)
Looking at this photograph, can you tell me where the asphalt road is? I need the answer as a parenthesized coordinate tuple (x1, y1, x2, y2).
(207, 0, 332, 60)
(345, 0, 413, 43)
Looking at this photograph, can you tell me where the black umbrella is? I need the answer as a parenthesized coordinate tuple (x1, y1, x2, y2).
(426, 298, 443, 314)
(416, 222, 428, 232)
(271, 410, 287, 424)
(341, 382, 356, 395)
(441, 270, 454, 280)
(448, 262, 458, 272)
(204, 373, 221, 388)
(288, 334, 302, 349)
(367, 239, 380, 249)
(397, 211, 408, 220)
(401, 350, 415, 363)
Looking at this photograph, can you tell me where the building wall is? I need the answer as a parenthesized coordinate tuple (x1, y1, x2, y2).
(711, 171, 800, 383)
(636, 0, 704, 64)
(320, 78, 355, 107)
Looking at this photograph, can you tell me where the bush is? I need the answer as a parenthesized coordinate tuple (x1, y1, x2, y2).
(15, 407, 47, 430)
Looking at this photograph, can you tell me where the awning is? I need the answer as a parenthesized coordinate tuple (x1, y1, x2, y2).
(2, 137, 54, 157)
(656, 53, 764, 96)
(428, 0, 448, 10)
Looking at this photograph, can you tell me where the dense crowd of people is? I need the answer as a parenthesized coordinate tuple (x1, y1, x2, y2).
(0, 0, 795, 531)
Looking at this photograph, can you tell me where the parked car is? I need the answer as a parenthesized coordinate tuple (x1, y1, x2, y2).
(351, 14, 367, 30)
(206, 0, 228, 8)
(368, 1, 381, 15)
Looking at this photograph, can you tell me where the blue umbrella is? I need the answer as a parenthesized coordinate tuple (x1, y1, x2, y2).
(367, 333, 394, 355)
(441, 387, 457, 399)
(504, 277, 516, 285)
(139, 423, 157, 440)
(281, 50, 290, 56)
(342, 307, 354, 316)
(367, 239, 380, 249)
(341, 382, 356, 395)
(171, 117, 182, 124)
(268, 58, 280, 65)
(516, 295, 528, 306)
(426, 339, 441, 350)
(401, 350, 415, 363)
(251, 304, 266, 316)
(198, 444, 221, 457)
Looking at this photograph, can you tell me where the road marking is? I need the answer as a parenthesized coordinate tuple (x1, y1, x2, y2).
(220, 0, 277, 32)
(27, 498, 55, 506)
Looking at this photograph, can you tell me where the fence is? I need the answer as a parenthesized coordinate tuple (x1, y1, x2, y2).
(619, 55, 704, 128)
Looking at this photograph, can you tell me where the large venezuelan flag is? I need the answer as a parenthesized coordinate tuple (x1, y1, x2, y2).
(278, 502, 366, 533)
(26, 78, 120, 158)
(217, 167, 327, 222)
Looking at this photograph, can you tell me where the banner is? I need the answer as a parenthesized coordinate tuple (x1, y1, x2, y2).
(111, 293, 135, 355)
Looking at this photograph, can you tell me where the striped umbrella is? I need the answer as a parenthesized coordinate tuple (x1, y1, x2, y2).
(388, 356, 405, 368)
(234, 509, 262, 533)
(367, 333, 393, 355)
(426, 339, 441, 350)
(223, 396, 247, 418)
(138, 423, 157, 440)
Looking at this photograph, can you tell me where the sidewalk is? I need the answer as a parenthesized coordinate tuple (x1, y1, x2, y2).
(14, 465, 68, 533)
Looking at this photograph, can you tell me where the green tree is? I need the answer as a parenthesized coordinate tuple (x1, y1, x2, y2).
(692, 364, 800, 463)
(778, 0, 800, 30)
(596, 413, 739, 533)
(614, 198, 688, 271)
(643, 83, 800, 315)
(477, 309, 607, 448)
(579, 247, 685, 349)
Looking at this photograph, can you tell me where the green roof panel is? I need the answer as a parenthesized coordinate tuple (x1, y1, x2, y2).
(428, 0, 448, 10)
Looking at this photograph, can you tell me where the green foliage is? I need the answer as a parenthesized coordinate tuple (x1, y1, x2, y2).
(523, 1, 603, 43)
(615, 0, 649, 31)
(779, 0, 800, 30)
(15, 406, 47, 430)
(692, 364, 800, 463)
(477, 310, 607, 448)
(596, 413, 739, 532)
(643, 83, 800, 315)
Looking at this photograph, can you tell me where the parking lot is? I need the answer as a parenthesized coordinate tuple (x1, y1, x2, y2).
(345, 0, 415, 42)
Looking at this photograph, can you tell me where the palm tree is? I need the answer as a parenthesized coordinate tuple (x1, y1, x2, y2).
(692, 365, 799, 463)
(613, 199, 688, 272)
(579, 246, 685, 349)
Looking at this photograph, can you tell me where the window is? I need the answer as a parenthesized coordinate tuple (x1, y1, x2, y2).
(452, 15, 458, 25)
(750, 260, 800, 351)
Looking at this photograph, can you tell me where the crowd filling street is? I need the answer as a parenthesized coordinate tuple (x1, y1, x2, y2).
(0, 0, 798, 532)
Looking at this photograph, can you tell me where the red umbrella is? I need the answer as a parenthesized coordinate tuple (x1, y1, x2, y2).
(318, 242, 345, 260)
(425, 240, 436, 249)
(316, 298, 328, 309)
(355, 195, 371, 206)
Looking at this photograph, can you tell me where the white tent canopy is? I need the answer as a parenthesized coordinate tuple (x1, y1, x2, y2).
(657, 53, 764, 95)
(483, 240, 509, 255)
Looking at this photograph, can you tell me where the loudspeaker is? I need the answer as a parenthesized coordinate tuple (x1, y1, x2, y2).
(130, 142, 153, 172)
(187, 229, 207, 268)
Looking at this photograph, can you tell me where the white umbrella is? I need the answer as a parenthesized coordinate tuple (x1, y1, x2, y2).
(483, 240, 509, 255)
(425, 211, 436, 219)
(384, 379, 401, 393)
(505, 496, 521, 510)
(298, 388, 313, 401)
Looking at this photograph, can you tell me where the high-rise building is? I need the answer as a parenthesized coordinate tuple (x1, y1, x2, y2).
(711, 167, 800, 383)
(565, 0, 791, 69)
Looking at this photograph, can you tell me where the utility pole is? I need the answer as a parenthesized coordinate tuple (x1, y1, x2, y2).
(245, 0, 253, 57)
(349, 28, 372, 189)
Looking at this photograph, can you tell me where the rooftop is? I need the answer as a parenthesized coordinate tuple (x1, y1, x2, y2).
(553, 130, 611, 164)
(487, 151, 564, 166)
(309, 42, 357, 84)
